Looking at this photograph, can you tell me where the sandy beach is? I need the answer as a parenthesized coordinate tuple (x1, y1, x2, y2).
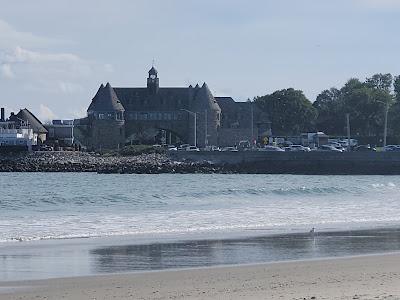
(1, 252, 400, 300)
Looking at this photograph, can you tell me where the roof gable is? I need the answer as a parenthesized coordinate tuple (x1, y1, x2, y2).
(15, 108, 48, 134)
(87, 83, 125, 112)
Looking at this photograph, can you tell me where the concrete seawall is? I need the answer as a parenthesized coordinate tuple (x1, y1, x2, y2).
(169, 151, 400, 175)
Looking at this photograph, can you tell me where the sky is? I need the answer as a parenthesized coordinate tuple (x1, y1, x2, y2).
(0, 0, 399, 121)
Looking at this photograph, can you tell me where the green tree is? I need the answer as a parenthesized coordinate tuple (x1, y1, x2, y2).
(394, 75, 400, 102)
(365, 73, 393, 92)
(313, 88, 343, 135)
(255, 88, 317, 135)
(313, 76, 394, 140)
(341, 79, 392, 137)
(388, 75, 400, 138)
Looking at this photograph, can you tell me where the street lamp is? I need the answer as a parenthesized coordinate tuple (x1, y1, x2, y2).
(377, 100, 390, 148)
(180, 109, 197, 147)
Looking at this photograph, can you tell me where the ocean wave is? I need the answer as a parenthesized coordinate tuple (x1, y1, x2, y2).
(3, 216, 400, 244)
(176, 185, 363, 199)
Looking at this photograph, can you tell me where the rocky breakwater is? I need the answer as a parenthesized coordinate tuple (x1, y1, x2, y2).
(0, 152, 226, 173)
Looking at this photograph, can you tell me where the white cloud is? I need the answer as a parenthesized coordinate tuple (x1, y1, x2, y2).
(0, 19, 66, 51)
(58, 81, 84, 94)
(0, 19, 114, 119)
(0, 46, 112, 95)
(4, 46, 80, 64)
(0, 64, 14, 79)
(38, 104, 57, 122)
(70, 107, 87, 119)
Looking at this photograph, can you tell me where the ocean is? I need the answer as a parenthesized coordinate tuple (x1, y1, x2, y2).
(1, 173, 400, 243)
(2, 173, 400, 281)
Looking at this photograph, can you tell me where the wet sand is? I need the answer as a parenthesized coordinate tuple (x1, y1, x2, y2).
(1, 252, 400, 299)
(3, 228, 400, 282)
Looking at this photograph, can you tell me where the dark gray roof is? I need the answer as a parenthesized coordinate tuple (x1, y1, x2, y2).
(215, 98, 270, 128)
(148, 66, 157, 76)
(214, 96, 235, 105)
(87, 83, 125, 112)
(11, 108, 48, 134)
(113, 87, 191, 111)
(191, 83, 221, 112)
(113, 83, 221, 113)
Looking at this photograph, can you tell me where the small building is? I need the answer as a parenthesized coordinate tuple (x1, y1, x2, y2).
(45, 120, 74, 146)
(9, 108, 48, 143)
(0, 108, 38, 151)
(0, 127, 37, 151)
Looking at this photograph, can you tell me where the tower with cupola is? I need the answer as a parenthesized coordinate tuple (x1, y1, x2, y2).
(147, 66, 159, 95)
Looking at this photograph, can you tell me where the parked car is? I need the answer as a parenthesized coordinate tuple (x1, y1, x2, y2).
(221, 146, 238, 152)
(318, 145, 343, 152)
(39, 145, 53, 151)
(167, 145, 178, 151)
(259, 145, 285, 152)
(328, 143, 346, 151)
(280, 141, 293, 147)
(186, 146, 200, 152)
(354, 145, 376, 152)
(287, 145, 311, 152)
(384, 145, 400, 152)
(238, 140, 251, 151)
(178, 144, 190, 151)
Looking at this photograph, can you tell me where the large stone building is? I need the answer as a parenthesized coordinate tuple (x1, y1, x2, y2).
(75, 67, 270, 150)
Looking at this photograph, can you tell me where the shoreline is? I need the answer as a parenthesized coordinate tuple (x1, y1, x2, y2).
(3, 227, 400, 283)
(3, 151, 400, 174)
(1, 252, 400, 299)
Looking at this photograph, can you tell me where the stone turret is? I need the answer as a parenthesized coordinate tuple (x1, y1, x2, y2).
(189, 83, 221, 147)
(87, 83, 125, 150)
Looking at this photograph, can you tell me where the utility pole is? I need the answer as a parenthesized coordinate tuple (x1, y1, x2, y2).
(250, 102, 254, 145)
(346, 113, 351, 152)
(181, 109, 197, 147)
(194, 112, 197, 147)
(384, 101, 389, 148)
(204, 109, 208, 147)
(377, 100, 390, 148)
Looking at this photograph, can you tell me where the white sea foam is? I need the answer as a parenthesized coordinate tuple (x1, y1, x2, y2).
(1, 174, 400, 243)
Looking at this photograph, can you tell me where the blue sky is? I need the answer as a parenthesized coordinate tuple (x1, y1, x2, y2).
(0, 0, 399, 121)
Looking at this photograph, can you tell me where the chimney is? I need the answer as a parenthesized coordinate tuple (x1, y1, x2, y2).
(0, 108, 4, 122)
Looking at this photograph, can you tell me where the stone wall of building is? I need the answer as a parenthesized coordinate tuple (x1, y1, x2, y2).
(88, 119, 125, 150)
(218, 128, 255, 147)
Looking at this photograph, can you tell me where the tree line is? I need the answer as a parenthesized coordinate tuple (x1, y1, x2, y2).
(254, 73, 400, 144)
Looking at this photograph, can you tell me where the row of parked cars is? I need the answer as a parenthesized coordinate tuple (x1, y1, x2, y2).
(165, 143, 400, 153)
(260, 144, 380, 152)
(167, 144, 240, 152)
